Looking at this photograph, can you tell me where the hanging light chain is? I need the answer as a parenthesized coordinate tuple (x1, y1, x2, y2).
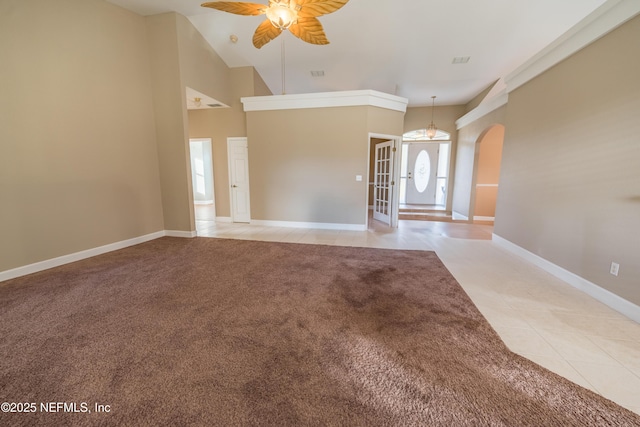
(427, 95, 437, 139)
(281, 37, 286, 95)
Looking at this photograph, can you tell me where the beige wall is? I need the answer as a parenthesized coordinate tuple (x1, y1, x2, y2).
(474, 125, 504, 218)
(453, 107, 507, 220)
(368, 106, 405, 136)
(368, 107, 405, 208)
(176, 15, 232, 107)
(404, 105, 465, 139)
(404, 105, 466, 211)
(0, 0, 164, 272)
(188, 66, 269, 218)
(465, 80, 499, 113)
(146, 12, 235, 232)
(246, 106, 403, 225)
(474, 187, 498, 218)
(146, 13, 193, 232)
(495, 15, 640, 305)
(253, 68, 273, 97)
(476, 125, 504, 184)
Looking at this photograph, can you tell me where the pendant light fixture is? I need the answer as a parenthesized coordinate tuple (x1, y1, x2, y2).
(426, 95, 437, 139)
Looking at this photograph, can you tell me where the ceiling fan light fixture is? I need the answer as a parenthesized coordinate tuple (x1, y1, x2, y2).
(266, 1, 298, 30)
(201, 0, 349, 48)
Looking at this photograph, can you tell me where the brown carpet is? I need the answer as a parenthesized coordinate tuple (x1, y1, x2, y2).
(1, 237, 638, 426)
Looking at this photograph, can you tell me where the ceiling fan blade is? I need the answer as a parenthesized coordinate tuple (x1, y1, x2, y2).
(201, 1, 267, 16)
(289, 17, 329, 45)
(296, 0, 349, 18)
(252, 19, 283, 48)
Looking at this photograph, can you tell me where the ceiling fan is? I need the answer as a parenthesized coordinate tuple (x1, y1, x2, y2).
(201, 0, 350, 49)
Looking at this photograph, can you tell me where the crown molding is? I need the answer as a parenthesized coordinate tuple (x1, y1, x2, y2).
(456, 91, 508, 130)
(241, 90, 408, 113)
(456, 0, 639, 130)
(505, 0, 640, 94)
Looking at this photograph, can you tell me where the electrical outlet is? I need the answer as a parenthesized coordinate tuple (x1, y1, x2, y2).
(610, 262, 620, 277)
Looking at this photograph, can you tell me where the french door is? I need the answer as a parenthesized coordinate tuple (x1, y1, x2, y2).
(373, 140, 394, 225)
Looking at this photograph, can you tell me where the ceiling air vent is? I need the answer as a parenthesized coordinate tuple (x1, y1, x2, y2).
(310, 70, 325, 77)
(452, 56, 471, 64)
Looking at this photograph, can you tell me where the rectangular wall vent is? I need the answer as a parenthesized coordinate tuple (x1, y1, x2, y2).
(452, 56, 471, 64)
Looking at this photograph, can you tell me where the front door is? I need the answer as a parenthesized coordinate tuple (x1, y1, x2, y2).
(227, 137, 251, 223)
(405, 143, 439, 205)
(373, 140, 394, 225)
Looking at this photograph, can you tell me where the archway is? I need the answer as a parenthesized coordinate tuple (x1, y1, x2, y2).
(472, 125, 505, 223)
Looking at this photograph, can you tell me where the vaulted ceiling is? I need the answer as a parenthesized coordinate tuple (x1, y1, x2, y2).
(106, 0, 607, 106)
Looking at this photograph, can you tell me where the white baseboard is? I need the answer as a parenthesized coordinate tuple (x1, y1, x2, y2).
(215, 217, 232, 223)
(165, 230, 198, 238)
(0, 230, 200, 283)
(452, 211, 469, 221)
(251, 219, 367, 231)
(0, 231, 165, 283)
(492, 234, 640, 324)
(474, 216, 495, 221)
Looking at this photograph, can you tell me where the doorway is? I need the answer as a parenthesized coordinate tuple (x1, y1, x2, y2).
(404, 143, 440, 205)
(367, 134, 402, 228)
(372, 139, 394, 225)
(227, 137, 251, 223)
(189, 138, 215, 224)
(399, 132, 451, 209)
(473, 125, 504, 222)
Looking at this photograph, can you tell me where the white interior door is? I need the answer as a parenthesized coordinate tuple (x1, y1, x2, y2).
(405, 143, 439, 205)
(227, 137, 251, 223)
(373, 140, 394, 225)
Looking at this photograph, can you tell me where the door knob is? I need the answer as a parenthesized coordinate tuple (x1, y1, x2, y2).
(231, 185, 238, 188)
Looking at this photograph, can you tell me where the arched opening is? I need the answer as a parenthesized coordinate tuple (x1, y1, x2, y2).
(473, 125, 505, 223)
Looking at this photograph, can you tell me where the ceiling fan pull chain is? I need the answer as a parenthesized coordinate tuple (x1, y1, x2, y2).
(281, 37, 286, 95)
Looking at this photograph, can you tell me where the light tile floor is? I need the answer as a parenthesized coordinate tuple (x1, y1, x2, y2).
(195, 210, 640, 415)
